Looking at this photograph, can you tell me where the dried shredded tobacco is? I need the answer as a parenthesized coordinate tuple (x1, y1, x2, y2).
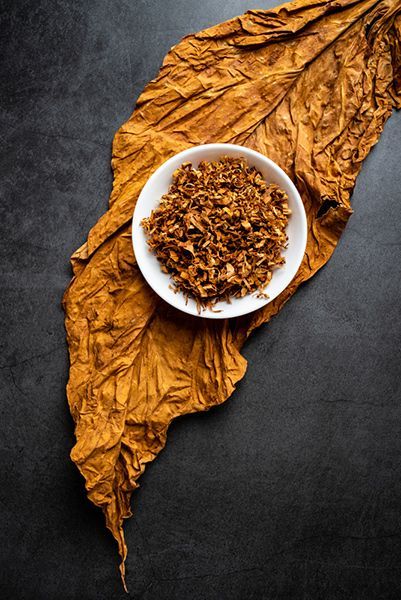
(63, 0, 401, 590)
(141, 157, 291, 309)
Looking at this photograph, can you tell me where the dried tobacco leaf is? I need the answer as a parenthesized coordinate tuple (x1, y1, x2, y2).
(141, 157, 291, 309)
(63, 0, 401, 588)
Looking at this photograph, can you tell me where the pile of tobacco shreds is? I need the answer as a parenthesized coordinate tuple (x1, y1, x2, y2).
(141, 156, 291, 309)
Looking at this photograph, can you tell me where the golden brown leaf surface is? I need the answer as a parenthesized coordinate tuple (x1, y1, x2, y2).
(63, 0, 401, 585)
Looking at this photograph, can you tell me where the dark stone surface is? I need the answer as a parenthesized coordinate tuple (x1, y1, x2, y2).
(1, 0, 400, 598)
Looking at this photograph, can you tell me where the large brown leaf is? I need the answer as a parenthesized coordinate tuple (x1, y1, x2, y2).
(63, 0, 401, 587)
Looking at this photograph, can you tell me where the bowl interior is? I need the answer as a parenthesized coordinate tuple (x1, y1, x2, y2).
(132, 144, 307, 319)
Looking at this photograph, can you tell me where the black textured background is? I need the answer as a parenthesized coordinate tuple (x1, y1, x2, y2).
(1, 1, 401, 599)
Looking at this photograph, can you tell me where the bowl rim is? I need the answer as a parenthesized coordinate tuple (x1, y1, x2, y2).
(132, 143, 307, 319)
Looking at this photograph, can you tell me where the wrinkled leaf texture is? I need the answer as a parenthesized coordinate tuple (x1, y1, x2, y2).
(63, 0, 401, 587)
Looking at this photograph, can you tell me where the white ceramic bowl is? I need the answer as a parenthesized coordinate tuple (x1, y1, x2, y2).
(132, 143, 307, 319)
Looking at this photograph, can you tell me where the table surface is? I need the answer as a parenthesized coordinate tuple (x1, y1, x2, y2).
(1, 1, 401, 599)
